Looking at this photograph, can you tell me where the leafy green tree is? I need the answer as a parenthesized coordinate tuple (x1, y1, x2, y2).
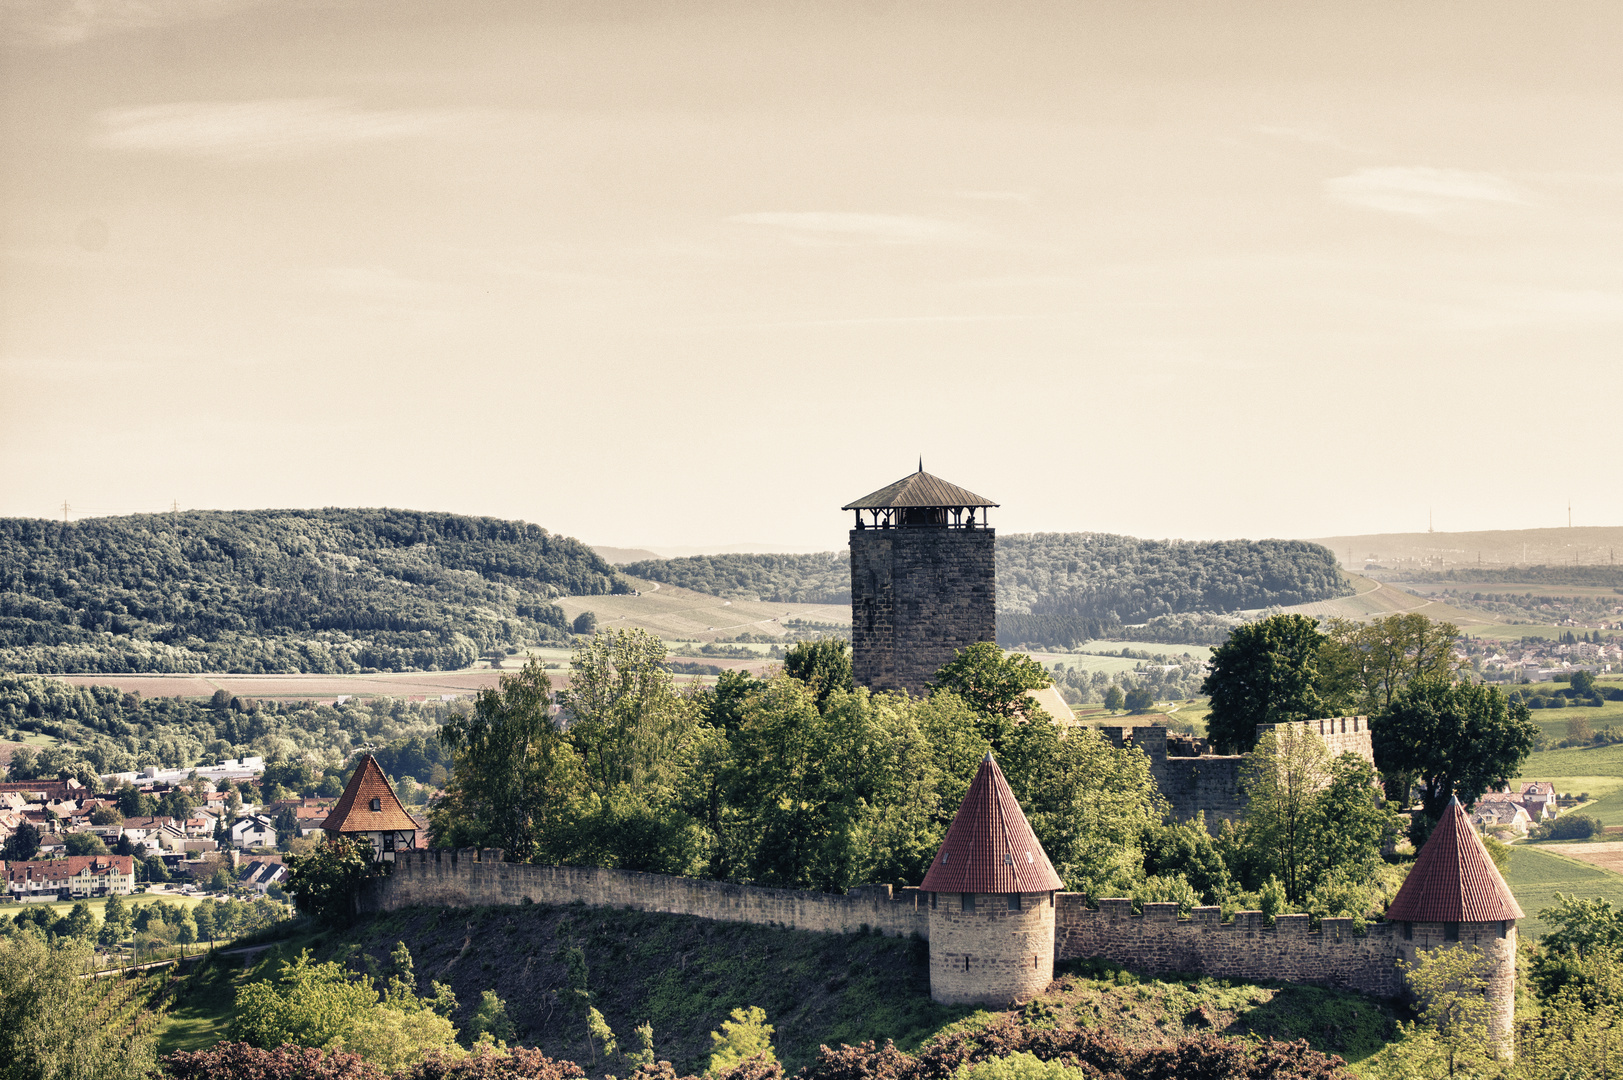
(156, 789, 195, 820)
(1123, 686, 1154, 713)
(1000, 720, 1164, 901)
(465, 990, 515, 1048)
(1240, 726, 1330, 904)
(707, 1006, 776, 1077)
(1308, 753, 1401, 887)
(557, 629, 696, 798)
(783, 638, 854, 712)
(285, 836, 379, 926)
(1201, 615, 1327, 754)
(88, 805, 121, 827)
(1368, 944, 1499, 1079)
(572, 611, 598, 635)
(0, 934, 158, 1080)
(56, 902, 98, 942)
(1373, 677, 1538, 838)
(1319, 613, 1462, 717)
(928, 643, 1052, 751)
(585, 1006, 617, 1066)
(98, 893, 133, 947)
(1102, 686, 1124, 713)
(1140, 815, 1230, 906)
(1, 821, 40, 861)
(63, 832, 108, 856)
(435, 661, 583, 862)
(1570, 669, 1596, 696)
(116, 784, 153, 819)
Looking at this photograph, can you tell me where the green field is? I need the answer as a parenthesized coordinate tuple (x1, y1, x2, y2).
(1503, 845, 1623, 938)
(0, 892, 209, 920)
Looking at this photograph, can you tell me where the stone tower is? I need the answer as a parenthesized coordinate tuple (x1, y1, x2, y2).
(1386, 796, 1524, 1045)
(844, 466, 997, 695)
(921, 753, 1062, 1006)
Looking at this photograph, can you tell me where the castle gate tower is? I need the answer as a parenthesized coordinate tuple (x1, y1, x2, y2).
(1386, 796, 1524, 1046)
(921, 753, 1062, 1006)
(844, 466, 997, 695)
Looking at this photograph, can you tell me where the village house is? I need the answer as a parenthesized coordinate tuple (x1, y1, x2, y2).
(1518, 781, 1558, 821)
(240, 859, 289, 894)
(229, 814, 278, 849)
(321, 755, 419, 860)
(1471, 795, 1533, 836)
(4, 854, 135, 898)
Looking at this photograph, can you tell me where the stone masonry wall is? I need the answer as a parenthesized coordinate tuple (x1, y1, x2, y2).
(1105, 718, 1374, 829)
(850, 527, 996, 695)
(366, 849, 930, 939)
(929, 891, 1057, 1006)
(1055, 897, 1405, 999)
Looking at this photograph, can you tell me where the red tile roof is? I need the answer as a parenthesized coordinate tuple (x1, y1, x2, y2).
(1387, 796, 1524, 923)
(920, 753, 1062, 893)
(321, 755, 419, 834)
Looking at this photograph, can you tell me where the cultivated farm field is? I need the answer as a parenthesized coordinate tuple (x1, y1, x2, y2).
(1503, 845, 1623, 939)
(556, 576, 850, 642)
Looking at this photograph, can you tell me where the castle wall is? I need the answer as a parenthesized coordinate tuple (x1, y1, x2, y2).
(367, 849, 930, 939)
(1054, 898, 1405, 999)
(928, 891, 1056, 1006)
(850, 528, 996, 695)
(1105, 718, 1375, 830)
(1396, 920, 1518, 1043)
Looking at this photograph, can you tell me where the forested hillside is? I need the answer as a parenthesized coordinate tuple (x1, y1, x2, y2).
(627, 535, 1347, 647)
(0, 672, 454, 778)
(0, 509, 625, 674)
(623, 552, 850, 603)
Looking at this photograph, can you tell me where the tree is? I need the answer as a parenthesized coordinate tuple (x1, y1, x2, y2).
(99, 893, 133, 947)
(707, 1006, 776, 1077)
(557, 629, 696, 798)
(285, 836, 379, 926)
(1, 821, 40, 861)
(783, 639, 854, 712)
(274, 807, 300, 849)
(88, 805, 121, 827)
(157, 789, 195, 820)
(465, 990, 515, 1048)
(1102, 686, 1125, 713)
(1368, 944, 1499, 1078)
(1319, 614, 1462, 717)
(63, 832, 108, 856)
(1373, 677, 1538, 837)
(572, 611, 597, 635)
(1123, 686, 1154, 713)
(434, 661, 583, 863)
(1240, 726, 1330, 904)
(1201, 615, 1327, 754)
(1571, 669, 1597, 696)
(928, 643, 1052, 752)
(56, 902, 98, 941)
(0, 934, 158, 1080)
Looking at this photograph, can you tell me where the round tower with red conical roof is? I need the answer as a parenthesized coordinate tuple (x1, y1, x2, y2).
(1386, 795, 1524, 1044)
(921, 752, 1063, 1005)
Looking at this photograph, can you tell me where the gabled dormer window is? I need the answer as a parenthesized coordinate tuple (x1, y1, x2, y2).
(369, 798, 381, 811)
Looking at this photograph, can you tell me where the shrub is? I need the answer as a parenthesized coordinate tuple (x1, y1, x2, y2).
(1535, 815, 1602, 842)
(162, 1043, 385, 1080)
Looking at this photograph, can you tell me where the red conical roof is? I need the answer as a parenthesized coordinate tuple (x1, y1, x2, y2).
(1387, 797, 1524, 923)
(921, 753, 1062, 893)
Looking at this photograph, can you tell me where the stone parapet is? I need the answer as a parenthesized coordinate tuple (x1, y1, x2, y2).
(1054, 895, 1404, 999)
(366, 850, 931, 939)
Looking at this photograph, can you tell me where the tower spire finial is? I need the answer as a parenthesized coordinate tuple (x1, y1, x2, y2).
(918, 456, 923, 473)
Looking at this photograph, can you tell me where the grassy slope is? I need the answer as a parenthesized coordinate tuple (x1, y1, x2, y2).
(1278, 574, 1499, 628)
(162, 904, 1401, 1075)
(1503, 846, 1623, 939)
(1516, 734, 1623, 824)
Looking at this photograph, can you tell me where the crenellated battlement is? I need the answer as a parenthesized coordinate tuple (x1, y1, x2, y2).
(1054, 897, 1403, 998)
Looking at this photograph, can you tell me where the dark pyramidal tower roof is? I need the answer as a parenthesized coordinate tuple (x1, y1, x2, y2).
(1386, 796, 1524, 922)
(321, 754, 418, 834)
(921, 752, 1063, 893)
(843, 464, 998, 510)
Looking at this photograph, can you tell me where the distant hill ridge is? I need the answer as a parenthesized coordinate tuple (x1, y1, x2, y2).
(625, 533, 1350, 647)
(0, 508, 624, 675)
(1308, 525, 1623, 570)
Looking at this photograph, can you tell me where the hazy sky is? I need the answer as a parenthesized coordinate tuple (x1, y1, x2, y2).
(3, 0, 1619, 552)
